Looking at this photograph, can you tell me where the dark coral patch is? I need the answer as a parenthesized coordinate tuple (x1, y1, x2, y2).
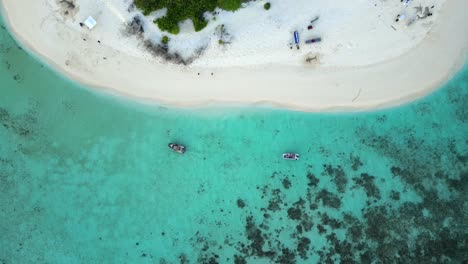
(244, 216, 275, 258)
(287, 207, 301, 220)
(276, 248, 296, 264)
(390, 190, 400, 200)
(315, 189, 341, 209)
(282, 178, 292, 189)
(364, 206, 389, 240)
(320, 213, 342, 229)
(306, 172, 319, 187)
(297, 237, 311, 259)
(352, 173, 381, 199)
(350, 154, 364, 171)
(266, 189, 283, 212)
(234, 255, 246, 264)
(322, 164, 348, 193)
(236, 199, 246, 208)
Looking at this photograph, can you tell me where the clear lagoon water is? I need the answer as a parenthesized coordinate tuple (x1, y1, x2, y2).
(0, 15, 467, 264)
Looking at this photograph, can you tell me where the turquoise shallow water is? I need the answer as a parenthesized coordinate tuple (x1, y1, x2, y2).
(1, 15, 467, 263)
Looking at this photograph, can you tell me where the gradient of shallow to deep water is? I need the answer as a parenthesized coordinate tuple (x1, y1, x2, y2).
(0, 16, 467, 263)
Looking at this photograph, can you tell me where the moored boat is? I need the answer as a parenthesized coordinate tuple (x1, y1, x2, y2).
(168, 143, 186, 154)
(283, 153, 299, 160)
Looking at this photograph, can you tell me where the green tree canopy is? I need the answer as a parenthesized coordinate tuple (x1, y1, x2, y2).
(134, 0, 243, 34)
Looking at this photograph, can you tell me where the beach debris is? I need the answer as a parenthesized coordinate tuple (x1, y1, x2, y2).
(215, 24, 232, 45)
(406, 16, 418, 26)
(128, 16, 145, 35)
(352, 88, 362, 102)
(127, 3, 135, 13)
(306, 17, 319, 30)
(56, 0, 79, 19)
(310, 16, 320, 24)
(395, 13, 406, 22)
(415, 6, 433, 19)
(304, 53, 320, 66)
(402, 0, 412, 7)
(305, 38, 321, 44)
(396, 2, 433, 25)
(414, 5, 423, 14)
(305, 56, 317, 63)
(84, 16, 97, 29)
(294, 31, 300, 49)
(59, 0, 76, 9)
(288, 16, 319, 50)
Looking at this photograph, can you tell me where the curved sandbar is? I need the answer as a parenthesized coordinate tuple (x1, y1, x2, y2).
(1, 0, 467, 111)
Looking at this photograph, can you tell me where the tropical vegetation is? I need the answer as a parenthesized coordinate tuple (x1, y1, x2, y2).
(134, 0, 244, 34)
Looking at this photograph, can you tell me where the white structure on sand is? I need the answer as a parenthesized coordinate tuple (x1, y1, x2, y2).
(83, 16, 97, 30)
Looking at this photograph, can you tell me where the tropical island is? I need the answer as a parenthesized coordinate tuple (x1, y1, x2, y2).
(0, 0, 467, 111)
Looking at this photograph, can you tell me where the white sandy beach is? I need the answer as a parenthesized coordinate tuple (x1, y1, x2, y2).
(1, 0, 467, 111)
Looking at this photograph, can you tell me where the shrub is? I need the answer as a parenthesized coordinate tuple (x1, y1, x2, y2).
(217, 0, 242, 11)
(193, 16, 209, 32)
(161, 35, 169, 45)
(134, 0, 243, 34)
(264, 2, 271, 10)
(155, 16, 180, 35)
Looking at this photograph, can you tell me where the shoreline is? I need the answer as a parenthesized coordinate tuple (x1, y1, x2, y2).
(1, 0, 467, 112)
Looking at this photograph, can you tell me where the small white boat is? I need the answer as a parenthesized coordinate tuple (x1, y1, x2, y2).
(283, 153, 299, 160)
